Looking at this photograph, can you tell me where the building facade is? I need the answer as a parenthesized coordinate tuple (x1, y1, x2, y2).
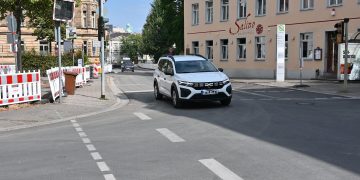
(0, 0, 101, 65)
(184, 0, 360, 79)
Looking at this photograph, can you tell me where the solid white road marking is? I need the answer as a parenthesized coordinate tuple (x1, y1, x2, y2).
(134, 112, 152, 120)
(82, 138, 91, 144)
(199, 159, 244, 180)
(124, 90, 153, 93)
(75, 127, 83, 132)
(104, 174, 117, 180)
(97, 161, 110, 172)
(156, 128, 185, 142)
(91, 152, 103, 160)
(78, 132, 87, 137)
(86, 144, 96, 151)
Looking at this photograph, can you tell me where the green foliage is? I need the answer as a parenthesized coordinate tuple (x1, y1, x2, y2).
(22, 49, 89, 76)
(142, 0, 184, 62)
(120, 34, 143, 64)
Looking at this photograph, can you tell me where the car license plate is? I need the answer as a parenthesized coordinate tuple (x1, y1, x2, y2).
(201, 90, 218, 95)
(126, 68, 130, 70)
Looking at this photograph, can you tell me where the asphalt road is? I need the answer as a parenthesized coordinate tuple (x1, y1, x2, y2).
(0, 68, 359, 180)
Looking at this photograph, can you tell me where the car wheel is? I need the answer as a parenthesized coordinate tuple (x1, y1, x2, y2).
(121, 69, 124, 72)
(220, 98, 231, 106)
(132, 69, 134, 72)
(154, 82, 162, 100)
(171, 88, 182, 108)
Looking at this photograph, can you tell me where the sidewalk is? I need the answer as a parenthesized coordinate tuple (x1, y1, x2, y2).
(0, 76, 126, 132)
(232, 79, 360, 98)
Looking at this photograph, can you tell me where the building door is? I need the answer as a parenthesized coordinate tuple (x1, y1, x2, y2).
(325, 31, 338, 74)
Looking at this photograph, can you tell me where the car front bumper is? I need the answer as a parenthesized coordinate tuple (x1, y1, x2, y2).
(178, 83, 232, 101)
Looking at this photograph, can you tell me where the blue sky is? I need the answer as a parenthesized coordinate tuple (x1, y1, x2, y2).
(104, 0, 153, 33)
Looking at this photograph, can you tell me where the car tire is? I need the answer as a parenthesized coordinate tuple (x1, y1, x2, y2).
(121, 69, 124, 72)
(132, 69, 134, 72)
(220, 98, 231, 106)
(171, 88, 182, 108)
(154, 82, 163, 100)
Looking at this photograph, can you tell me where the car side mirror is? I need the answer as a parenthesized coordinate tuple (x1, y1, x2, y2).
(218, 68, 224, 72)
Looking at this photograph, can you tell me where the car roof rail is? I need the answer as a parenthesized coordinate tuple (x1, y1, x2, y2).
(188, 54, 208, 61)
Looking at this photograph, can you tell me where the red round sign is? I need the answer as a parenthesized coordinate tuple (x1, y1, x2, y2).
(256, 24, 264, 34)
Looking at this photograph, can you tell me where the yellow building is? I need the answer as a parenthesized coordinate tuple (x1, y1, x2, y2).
(184, 0, 360, 79)
(0, 0, 101, 65)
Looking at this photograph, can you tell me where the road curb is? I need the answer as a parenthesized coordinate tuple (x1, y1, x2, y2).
(0, 76, 129, 133)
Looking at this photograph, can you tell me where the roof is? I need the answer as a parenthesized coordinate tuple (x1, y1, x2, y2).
(165, 55, 207, 62)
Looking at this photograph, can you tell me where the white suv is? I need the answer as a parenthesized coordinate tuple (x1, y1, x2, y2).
(153, 55, 232, 108)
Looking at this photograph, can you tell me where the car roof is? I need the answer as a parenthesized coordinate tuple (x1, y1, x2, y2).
(162, 55, 207, 62)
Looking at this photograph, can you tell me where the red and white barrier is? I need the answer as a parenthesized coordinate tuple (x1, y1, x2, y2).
(46, 67, 64, 102)
(0, 70, 41, 106)
(63, 66, 87, 87)
(0, 65, 16, 74)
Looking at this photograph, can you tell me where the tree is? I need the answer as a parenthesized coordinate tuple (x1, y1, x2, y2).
(142, 0, 184, 62)
(120, 34, 143, 64)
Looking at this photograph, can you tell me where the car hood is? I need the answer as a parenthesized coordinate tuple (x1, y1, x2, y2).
(175, 72, 229, 82)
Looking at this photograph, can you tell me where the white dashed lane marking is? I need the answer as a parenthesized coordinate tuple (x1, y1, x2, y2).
(69, 119, 116, 180)
(156, 128, 185, 142)
(199, 159, 244, 180)
(134, 112, 152, 120)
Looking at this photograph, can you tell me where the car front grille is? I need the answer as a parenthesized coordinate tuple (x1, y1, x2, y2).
(192, 81, 225, 90)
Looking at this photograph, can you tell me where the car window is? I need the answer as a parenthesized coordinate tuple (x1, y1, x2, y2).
(161, 60, 169, 73)
(158, 59, 165, 71)
(175, 60, 218, 73)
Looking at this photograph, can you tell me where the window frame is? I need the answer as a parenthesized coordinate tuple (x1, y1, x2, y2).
(91, 11, 96, 29)
(220, 0, 229, 22)
(300, 32, 314, 60)
(277, 0, 289, 14)
(39, 41, 49, 56)
(205, 0, 214, 24)
(237, 38, 246, 60)
(192, 41, 199, 55)
(256, 0, 266, 16)
(205, 40, 214, 61)
(328, 0, 342, 7)
(192, 3, 200, 25)
(220, 39, 229, 60)
(237, 0, 247, 19)
(82, 11, 87, 28)
(301, 0, 314, 10)
(255, 36, 266, 60)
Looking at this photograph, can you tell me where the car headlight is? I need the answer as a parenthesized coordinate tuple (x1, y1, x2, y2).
(219, 79, 230, 86)
(178, 80, 194, 87)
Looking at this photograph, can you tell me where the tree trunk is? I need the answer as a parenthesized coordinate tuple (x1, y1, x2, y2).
(15, 0, 22, 72)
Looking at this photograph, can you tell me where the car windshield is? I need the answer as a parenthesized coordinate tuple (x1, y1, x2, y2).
(175, 60, 218, 74)
(123, 61, 133, 65)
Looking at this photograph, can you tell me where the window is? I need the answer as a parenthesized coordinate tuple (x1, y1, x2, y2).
(238, 0, 247, 19)
(206, 40, 213, 61)
(221, 0, 229, 21)
(82, 11, 87, 28)
(220, 39, 228, 60)
(92, 46, 96, 56)
(255, 36, 266, 59)
(300, 33, 313, 59)
(192, 41, 199, 54)
(301, 0, 314, 10)
(205, 1, 213, 23)
(328, 0, 342, 6)
(285, 34, 288, 59)
(39, 41, 49, 55)
(192, 4, 199, 25)
(256, 0, 266, 16)
(91, 11, 96, 28)
(21, 40, 25, 52)
(237, 38, 246, 59)
(277, 0, 289, 13)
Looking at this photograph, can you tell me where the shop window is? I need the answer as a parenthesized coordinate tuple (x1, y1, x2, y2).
(255, 36, 266, 59)
(328, 0, 342, 7)
(221, 0, 229, 21)
(237, 38, 246, 59)
(300, 33, 313, 59)
(301, 0, 314, 10)
(205, 1, 213, 23)
(277, 0, 289, 13)
(237, 0, 247, 19)
(220, 39, 228, 60)
(192, 3, 199, 25)
(256, 0, 266, 16)
(206, 40, 213, 61)
(192, 41, 199, 55)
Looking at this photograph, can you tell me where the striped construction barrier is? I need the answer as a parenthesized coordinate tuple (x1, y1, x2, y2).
(46, 67, 64, 102)
(0, 65, 16, 74)
(0, 70, 41, 106)
(63, 66, 87, 87)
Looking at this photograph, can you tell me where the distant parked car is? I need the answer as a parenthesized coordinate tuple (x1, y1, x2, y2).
(121, 61, 135, 72)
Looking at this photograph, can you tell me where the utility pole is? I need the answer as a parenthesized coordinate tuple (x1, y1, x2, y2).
(55, 21, 62, 103)
(99, 0, 106, 99)
(343, 18, 350, 92)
